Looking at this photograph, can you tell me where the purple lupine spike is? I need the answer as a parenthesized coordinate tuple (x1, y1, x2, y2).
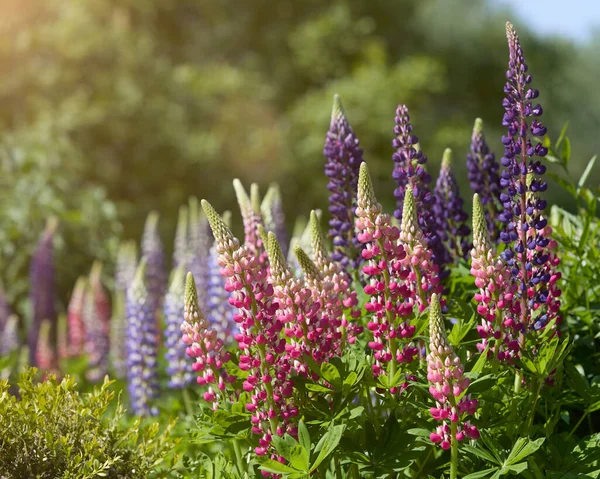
(164, 267, 194, 388)
(433, 149, 471, 260)
(173, 205, 189, 270)
(141, 211, 166, 321)
(499, 23, 561, 336)
(467, 118, 502, 239)
(1, 315, 20, 356)
(324, 94, 364, 268)
(261, 183, 288, 257)
(28, 217, 58, 367)
(391, 106, 449, 274)
(84, 262, 111, 382)
(126, 258, 159, 416)
(188, 197, 212, 310)
(112, 241, 137, 379)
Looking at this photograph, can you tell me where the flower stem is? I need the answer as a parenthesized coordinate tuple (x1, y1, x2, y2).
(182, 388, 193, 417)
(527, 378, 542, 431)
(567, 411, 588, 439)
(232, 439, 246, 475)
(450, 420, 458, 479)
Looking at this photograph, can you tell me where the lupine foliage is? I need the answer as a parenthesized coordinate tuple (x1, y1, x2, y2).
(1, 20, 600, 479)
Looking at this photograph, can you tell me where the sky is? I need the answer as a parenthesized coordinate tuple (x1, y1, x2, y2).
(492, 0, 600, 43)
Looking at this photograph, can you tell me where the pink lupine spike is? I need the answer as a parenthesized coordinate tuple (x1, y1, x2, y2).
(233, 179, 269, 268)
(427, 294, 478, 448)
(66, 276, 87, 357)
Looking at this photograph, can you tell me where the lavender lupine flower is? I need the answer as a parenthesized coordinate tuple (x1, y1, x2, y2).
(233, 179, 269, 269)
(433, 149, 471, 260)
(202, 199, 297, 458)
(499, 23, 561, 336)
(188, 197, 213, 309)
(28, 217, 58, 367)
(261, 183, 288, 257)
(84, 262, 111, 382)
(206, 240, 237, 343)
(142, 212, 166, 321)
(324, 94, 364, 268)
(1, 315, 20, 356)
(467, 118, 502, 239)
(164, 268, 194, 388)
(112, 241, 137, 379)
(471, 194, 520, 362)
(173, 205, 189, 270)
(427, 293, 479, 449)
(66, 277, 87, 357)
(126, 259, 159, 416)
(392, 105, 449, 273)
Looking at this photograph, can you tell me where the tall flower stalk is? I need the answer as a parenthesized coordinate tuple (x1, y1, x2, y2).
(427, 293, 478, 478)
(126, 259, 159, 416)
(261, 183, 288, 257)
(84, 262, 110, 382)
(141, 212, 166, 324)
(66, 277, 87, 357)
(188, 197, 213, 310)
(467, 118, 502, 239)
(433, 148, 470, 260)
(233, 180, 269, 269)
(173, 204, 189, 269)
(323, 94, 364, 268)
(499, 23, 561, 341)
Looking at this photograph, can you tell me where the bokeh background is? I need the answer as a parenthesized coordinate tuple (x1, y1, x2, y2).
(0, 0, 598, 315)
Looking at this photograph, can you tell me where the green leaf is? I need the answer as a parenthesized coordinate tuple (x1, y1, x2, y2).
(272, 434, 299, 463)
(561, 137, 571, 167)
(320, 363, 342, 389)
(505, 437, 545, 466)
(259, 459, 299, 474)
(565, 362, 590, 401)
(310, 425, 344, 472)
(463, 444, 500, 465)
(470, 345, 489, 374)
(506, 462, 529, 474)
(463, 468, 500, 479)
(305, 383, 333, 393)
(578, 155, 598, 193)
(288, 445, 310, 471)
(297, 420, 311, 454)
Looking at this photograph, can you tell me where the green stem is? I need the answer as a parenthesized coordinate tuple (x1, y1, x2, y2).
(232, 439, 246, 475)
(567, 411, 588, 439)
(450, 420, 458, 479)
(527, 379, 542, 431)
(182, 388, 193, 417)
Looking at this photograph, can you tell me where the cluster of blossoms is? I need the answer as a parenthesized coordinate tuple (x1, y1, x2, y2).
(164, 268, 195, 388)
(471, 195, 521, 361)
(202, 199, 297, 458)
(66, 277, 87, 357)
(141, 212, 166, 323)
(182, 271, 231, 407)
(466, 118, 502, 239)
(188, 197, 213, 308)
(234, 180, 270, 269)
(126, 259, 159, 416)
(433, 149, 471, 260)
(427, 293, 479, 449)
(498, 22, 561, 338)
(391, 105, 449, 273)
(323, 94, 364, 269)
(356, 162, 441, 386)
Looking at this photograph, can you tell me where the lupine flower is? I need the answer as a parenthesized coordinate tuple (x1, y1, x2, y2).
(126, 259, 159, 416)
(28, 217, 58, 367)
(182, 272, 231, 406)
(261, 183, 288, 257)
(173, 205, 189, 269)
(433, 148, 471, 260)
(112, 241, 137, 379)
(66, 277, 87, 357)
(323, 94, 364, 268)
(188, 197, 213, 309)
(202, 199, 297, 458)
(141, 211, 166, 321)
(206, 239, 237, 343)
(84, 262, 111, 382)
(287, 214, 314, 275)
(57, 313, 68, 361)
(391, 105, 449, 273)
(471, 194, 520, 361)
(1, 315, 20, 356)
(467, 118, 502, 239)
(164, 268, 194, 389)
(233, 179, 269, 269)
(0, 282, 12, 335)
(427, 293, 479, 449)
(36, 319, 59, 378)
(355, 163, 439, 386)
(499, 23, 561, 335)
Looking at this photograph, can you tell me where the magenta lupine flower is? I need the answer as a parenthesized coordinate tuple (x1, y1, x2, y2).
(467, 118, 502, 239)
(392, 106, 449, 273)
(126, 259, 159, 416)
(173, 205, 189, 269)
(164, 268, 194, 389)
(182, 272, 232, 405)
(324, 94, 364, 268)
(233, 180, 269, 269)
(471, 194, 521, 361)
(188, 197, 213, 310)
(355, 163, 440, 387)
(427, 294, 479, 449)
(202, 199, 297, 458)
(261, 183, 288, 257)
(141, 212, 166, 321)
(28, 218, 58, 367)
(1, 315, 20, 356)
(84, 262, 111, 382)
(66, 277, 87, 357)
(499, 23, 561, 336)
(433, 149, 471, 260)
(307, 211, 361, 346)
